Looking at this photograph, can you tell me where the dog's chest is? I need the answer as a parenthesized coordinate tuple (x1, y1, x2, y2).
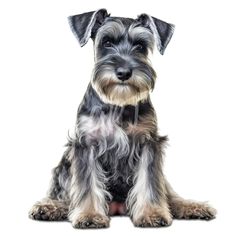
(77, 112, 147, 144)
(77, 114, 128, 145)
(77, 113, 146, 202)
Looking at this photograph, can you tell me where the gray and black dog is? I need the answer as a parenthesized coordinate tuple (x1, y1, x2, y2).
(29, 9, 216, 228)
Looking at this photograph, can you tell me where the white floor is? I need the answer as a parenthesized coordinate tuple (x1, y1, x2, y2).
(5, 212, 229, 236)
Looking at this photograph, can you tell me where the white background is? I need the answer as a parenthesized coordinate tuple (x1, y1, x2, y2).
(0, 0, 235, 235)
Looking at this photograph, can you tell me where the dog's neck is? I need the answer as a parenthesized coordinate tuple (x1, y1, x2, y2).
(77, 84, 153, 124)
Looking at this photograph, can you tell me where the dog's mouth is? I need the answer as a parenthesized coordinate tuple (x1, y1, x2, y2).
(116, 82, 130, 86)
(102, 81, 141, 93)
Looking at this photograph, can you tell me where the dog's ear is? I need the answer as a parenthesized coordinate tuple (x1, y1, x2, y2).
(137, 14, 175, 55)
(68, 9, 109, 47)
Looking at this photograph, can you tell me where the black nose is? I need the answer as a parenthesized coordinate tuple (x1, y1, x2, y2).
(116, 67, 132, 81)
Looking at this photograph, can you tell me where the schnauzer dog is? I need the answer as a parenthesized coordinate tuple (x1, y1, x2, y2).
(29, 9, 216, 228)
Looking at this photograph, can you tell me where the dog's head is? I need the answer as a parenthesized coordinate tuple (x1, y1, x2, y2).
(68, 9, 174, 106)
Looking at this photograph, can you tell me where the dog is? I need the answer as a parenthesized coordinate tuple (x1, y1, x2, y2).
(29, 9, 216, 228)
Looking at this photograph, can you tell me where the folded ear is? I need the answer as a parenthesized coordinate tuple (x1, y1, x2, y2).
(68, 9, 109, 47)
(137, 14, 175, 55)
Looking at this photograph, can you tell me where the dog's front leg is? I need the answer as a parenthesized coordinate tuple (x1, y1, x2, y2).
(127, 140, 172, 227)
(68, 143, 110, 229)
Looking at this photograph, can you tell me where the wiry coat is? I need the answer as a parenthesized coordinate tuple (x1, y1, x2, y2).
(29, 9, 216, 229)
(47, 85, 168, 220)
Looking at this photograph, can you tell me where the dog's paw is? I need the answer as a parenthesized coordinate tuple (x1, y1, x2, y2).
(170, 200, 216, 220)
(133, 209, 172, 227)
(180, 203, 216, 220)
(72, 213, 110, 229)
(29, 203, 68, 221)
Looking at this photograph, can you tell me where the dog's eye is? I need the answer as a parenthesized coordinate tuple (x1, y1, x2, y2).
(103, 40, 112, 48)
(135, 44, 143, 50)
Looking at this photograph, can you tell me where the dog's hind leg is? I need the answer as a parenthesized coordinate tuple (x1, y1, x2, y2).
(165, 180, 216, 220)
(29, 145, 72, 221)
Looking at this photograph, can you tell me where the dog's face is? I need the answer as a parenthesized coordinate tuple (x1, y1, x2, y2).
(92, 18, 156, 106)
(69, 9, 174, 106)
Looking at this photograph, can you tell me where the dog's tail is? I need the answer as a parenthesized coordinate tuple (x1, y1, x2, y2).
(165, 180, 217, 220)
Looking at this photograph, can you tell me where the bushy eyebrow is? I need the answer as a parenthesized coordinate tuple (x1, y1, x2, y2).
(128, 26, 154, 49)
(96, 21, 126, 43)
